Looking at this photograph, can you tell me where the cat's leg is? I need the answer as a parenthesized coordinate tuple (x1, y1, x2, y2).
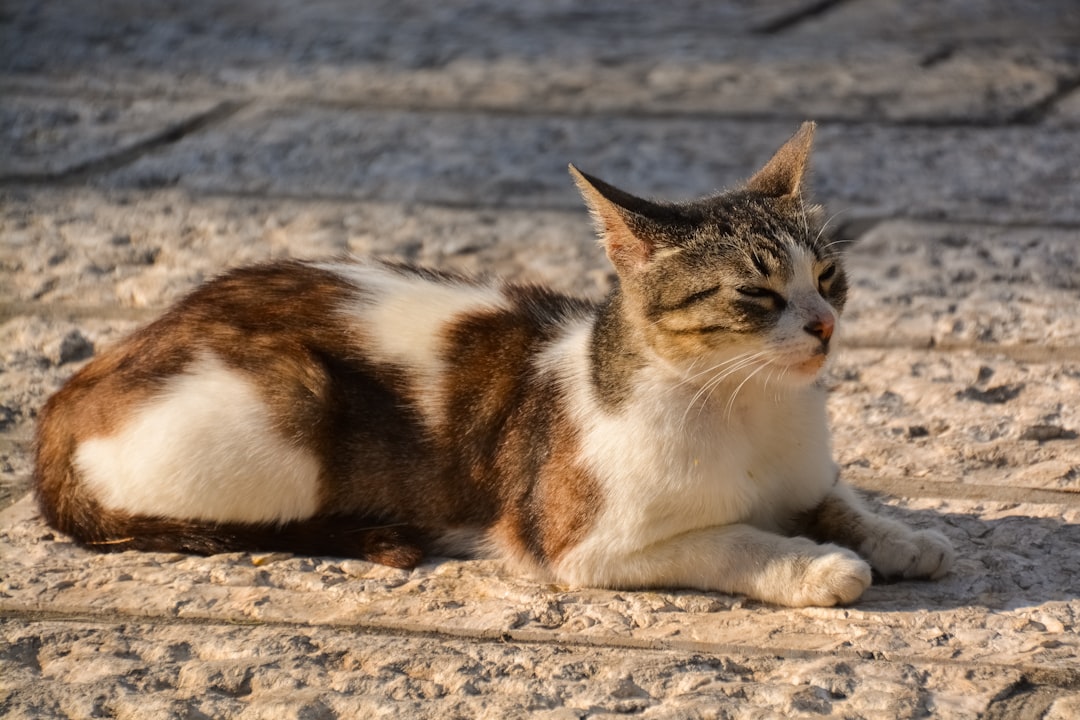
(555, 524, 872, 607)
(795, 482, 955, 580)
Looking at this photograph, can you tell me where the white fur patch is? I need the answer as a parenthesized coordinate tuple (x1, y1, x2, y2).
(75, 354, 322, 524)
(325, 261, 509, 424)
(549, 325, 838, 589)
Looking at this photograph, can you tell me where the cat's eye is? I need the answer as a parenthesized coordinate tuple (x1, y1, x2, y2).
(817, 265, 838, 296)
(737, 286, 786, 308)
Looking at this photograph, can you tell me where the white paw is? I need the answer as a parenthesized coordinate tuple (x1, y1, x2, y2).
(909, 530, 955, 579)
(868, 529, 955, 580)
(793, 547, 872, 607)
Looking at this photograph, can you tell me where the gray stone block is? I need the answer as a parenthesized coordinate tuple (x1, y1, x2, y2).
(0, 95, 220, 178)
(4, 1, 1073, 123)
(789, 0, 1080, 41)
(98, 109, 1080, 224)
(843, 220, 1080, 348)
(829, 348, 1080, 493)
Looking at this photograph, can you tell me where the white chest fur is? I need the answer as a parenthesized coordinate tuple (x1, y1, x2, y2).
(550, 326, 838, 573)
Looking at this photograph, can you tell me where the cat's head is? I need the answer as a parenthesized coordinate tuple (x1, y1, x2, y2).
(571, 122, 846, 387)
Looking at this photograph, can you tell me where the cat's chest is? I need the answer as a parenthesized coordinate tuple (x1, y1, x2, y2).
(580, 385, 836, 540)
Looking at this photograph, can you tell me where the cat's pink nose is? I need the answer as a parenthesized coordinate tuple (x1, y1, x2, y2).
(804, 315, 834, 342)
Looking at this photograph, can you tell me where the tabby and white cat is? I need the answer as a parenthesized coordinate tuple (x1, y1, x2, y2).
(35, 123, 953, 607)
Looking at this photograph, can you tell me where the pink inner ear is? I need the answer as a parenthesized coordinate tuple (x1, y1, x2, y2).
(604, 223, 652, 270)
(571, 166, 655, 272)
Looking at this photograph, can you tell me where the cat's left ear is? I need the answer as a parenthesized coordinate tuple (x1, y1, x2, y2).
(746, 121, 815, 199)
(569, 164, 673, 273)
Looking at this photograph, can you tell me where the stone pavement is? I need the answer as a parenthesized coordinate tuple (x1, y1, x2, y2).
(2, 1, 1080, 717)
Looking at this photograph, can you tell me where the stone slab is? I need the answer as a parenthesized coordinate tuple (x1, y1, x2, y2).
(790, 0, 1080, 42)
(1048, 87, 1080, 127)
(4, 0, 1080, 715)
(1, 494, 1078, 718)
(6, 0, 1072, 124)
(96, 109, 1080, 224)
(0, 617, 1032, 720)
(4, 51, 1069, 128)
(0, 95, 220, 179)
(843, 220, 1080, 348)
(0, 189, 609, 310)
(829, 349, 1080, 493)
(0, 0, 809, 77)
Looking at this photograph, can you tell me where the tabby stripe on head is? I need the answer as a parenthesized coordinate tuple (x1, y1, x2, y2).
(662, 285, 722, 313)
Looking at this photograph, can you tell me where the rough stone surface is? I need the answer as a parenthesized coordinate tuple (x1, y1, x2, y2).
(94, 110, 1080, 224)
(843, 220, 1080, 349)
(4, 1, 1074, 123)
(3, 0, 1080, 717)
(1049, 87, 1080, 127)
(0, 95, 221, 179)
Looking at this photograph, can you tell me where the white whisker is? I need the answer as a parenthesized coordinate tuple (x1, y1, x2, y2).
(723, 361, 771, 423)
(812, 210, 848, 253)
(678, 351, 771, 427)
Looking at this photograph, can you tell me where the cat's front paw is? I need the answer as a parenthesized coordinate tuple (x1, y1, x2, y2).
(793, 548, 872, 607)
(867, 529, 955, 580)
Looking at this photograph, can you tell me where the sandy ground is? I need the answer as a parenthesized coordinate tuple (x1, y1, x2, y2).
(3, 1, 1080, 717)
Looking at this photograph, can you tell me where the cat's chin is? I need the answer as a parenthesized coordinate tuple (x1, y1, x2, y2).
(794, 355, 828, 374)
(778, 353, 829, 383)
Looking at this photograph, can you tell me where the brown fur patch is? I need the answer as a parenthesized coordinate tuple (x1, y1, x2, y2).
(436, 283, 600, 566)
(589, 290, 645, 410)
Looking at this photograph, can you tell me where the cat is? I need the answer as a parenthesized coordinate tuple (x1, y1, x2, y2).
(34, 122, 954, 607)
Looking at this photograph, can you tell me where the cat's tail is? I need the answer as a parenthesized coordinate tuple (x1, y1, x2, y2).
(88, 511, 426, 568)
(35, 481, 427, 568)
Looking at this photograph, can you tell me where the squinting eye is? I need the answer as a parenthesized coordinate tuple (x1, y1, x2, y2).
(818, 265, 836, 283)
(737, 286, 787, 309)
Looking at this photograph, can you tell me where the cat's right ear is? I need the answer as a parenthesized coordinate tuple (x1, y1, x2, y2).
(569, 164, 663, 273)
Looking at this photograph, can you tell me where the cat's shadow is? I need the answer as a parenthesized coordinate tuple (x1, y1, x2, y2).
(849, 499, 1080, 612)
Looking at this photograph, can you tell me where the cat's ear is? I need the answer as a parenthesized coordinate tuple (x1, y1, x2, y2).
(746, 121, 815, 199)
(569, 164, 669, 272)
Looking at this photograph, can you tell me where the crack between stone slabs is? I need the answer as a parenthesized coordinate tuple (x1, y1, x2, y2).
(9, 300, 1080, 365)
(4, 451, 1079, 514)
(69, 185, 1080, 232)
(255, 97, 1041, 130)
(0, 605, 1071, 689)
(0, 302, 163, 325)
(849, 475, 1080, 508)
(0, 99, 248, 188)
(751, 0, 853, 35)
(6, 187, 1080, 234)
(983, 676, 1076, 720)
(1008, 73, 1080, 126)
(843, 338, 1080, 365)
(0, 79, 1055, 130)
